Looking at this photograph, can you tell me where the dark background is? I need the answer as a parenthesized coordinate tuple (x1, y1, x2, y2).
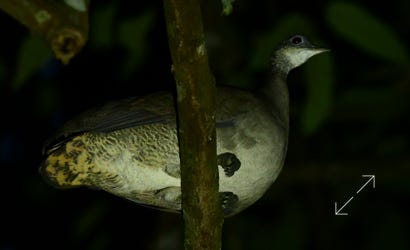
(1, 1, 409, 249)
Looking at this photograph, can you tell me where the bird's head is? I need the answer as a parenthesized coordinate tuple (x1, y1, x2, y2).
(272, 35, 329, 74)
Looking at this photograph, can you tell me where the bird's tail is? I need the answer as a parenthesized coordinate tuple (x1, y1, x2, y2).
(39, 135, 94, 189)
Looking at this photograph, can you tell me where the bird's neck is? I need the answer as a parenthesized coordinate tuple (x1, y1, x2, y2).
(258, 67, 290, 131)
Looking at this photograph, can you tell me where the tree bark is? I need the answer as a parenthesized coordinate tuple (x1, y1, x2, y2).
(0, 0, 89, 64)
(163, 0, 223, 249)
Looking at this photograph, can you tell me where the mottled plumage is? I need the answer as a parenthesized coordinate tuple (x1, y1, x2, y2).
(40, 35, 328, 216)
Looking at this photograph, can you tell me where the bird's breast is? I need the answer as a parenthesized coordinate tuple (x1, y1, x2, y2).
(216, 107, 287, 211)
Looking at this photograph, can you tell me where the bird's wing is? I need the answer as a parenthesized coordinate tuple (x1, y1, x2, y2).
(43, 92, 176, 154)
(43, 88, 253, 155)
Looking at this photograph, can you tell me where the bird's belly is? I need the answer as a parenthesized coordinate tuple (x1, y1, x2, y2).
(93, 150, 180, 192)
(217, 125, 287, 211)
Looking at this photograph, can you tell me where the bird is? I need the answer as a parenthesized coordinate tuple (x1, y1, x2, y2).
(40, 35, 328, 217)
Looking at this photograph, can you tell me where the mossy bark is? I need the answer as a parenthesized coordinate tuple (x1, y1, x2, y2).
(0, 0, 89, 64)
(164, 0, 223, 249)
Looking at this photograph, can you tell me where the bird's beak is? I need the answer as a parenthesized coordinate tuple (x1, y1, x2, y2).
(313, 48, 330, 54)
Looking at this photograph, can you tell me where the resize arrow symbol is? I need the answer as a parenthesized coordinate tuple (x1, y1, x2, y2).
(334, 175, 376, 216)
(335, 196, 354, 215)
(356, 175, 376, 194)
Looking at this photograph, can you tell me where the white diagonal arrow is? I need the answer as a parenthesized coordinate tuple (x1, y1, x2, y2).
(335, 196, 354, 215)
(356, 175, 376, 194)
(334, 174, 375, 216)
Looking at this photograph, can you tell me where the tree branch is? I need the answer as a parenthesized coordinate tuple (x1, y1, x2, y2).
(163, 0, 223, 249)
(0, 0, 89, 64)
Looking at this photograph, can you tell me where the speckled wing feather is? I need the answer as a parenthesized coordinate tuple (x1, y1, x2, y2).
(40, 91, 179, 191)
(43, 89, 247, 155)
(43, 92, 176, 155)
(40, 87, 256, 191)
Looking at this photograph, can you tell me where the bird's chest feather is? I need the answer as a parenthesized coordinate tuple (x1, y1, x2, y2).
(216, 109, 287, 208)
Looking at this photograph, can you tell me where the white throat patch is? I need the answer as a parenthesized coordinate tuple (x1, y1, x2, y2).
(284, 48, 325, 68)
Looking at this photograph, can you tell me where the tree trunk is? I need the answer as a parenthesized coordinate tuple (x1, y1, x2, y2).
(163, 0, 224, 249)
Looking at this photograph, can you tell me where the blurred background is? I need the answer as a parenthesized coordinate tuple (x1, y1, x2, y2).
(1, 0, 409, 249)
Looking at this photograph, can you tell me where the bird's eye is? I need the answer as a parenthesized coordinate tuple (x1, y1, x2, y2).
(291, 36, 303, 45)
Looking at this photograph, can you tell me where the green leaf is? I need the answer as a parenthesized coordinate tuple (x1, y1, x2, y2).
(301, 53, 334, 135)
(326, 2, 409, 64)
(337, 86, 404, 122)
(250, 13, 314, 71)
(89, 3, 117, 49)
(64, 0, 87, 12)
(221, 0, 234, 16)
(118, 10, 155, 78)
(13, 36, 52, 90)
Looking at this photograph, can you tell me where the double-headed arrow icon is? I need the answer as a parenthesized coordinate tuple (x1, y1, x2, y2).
(335, 175, 375, 216)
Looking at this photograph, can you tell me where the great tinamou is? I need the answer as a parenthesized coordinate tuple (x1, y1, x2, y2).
(40, 35, 328, 217)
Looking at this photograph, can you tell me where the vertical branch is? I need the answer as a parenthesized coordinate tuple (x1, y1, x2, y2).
(0, 0, 89, 64)
(163, 0, 223, 249)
